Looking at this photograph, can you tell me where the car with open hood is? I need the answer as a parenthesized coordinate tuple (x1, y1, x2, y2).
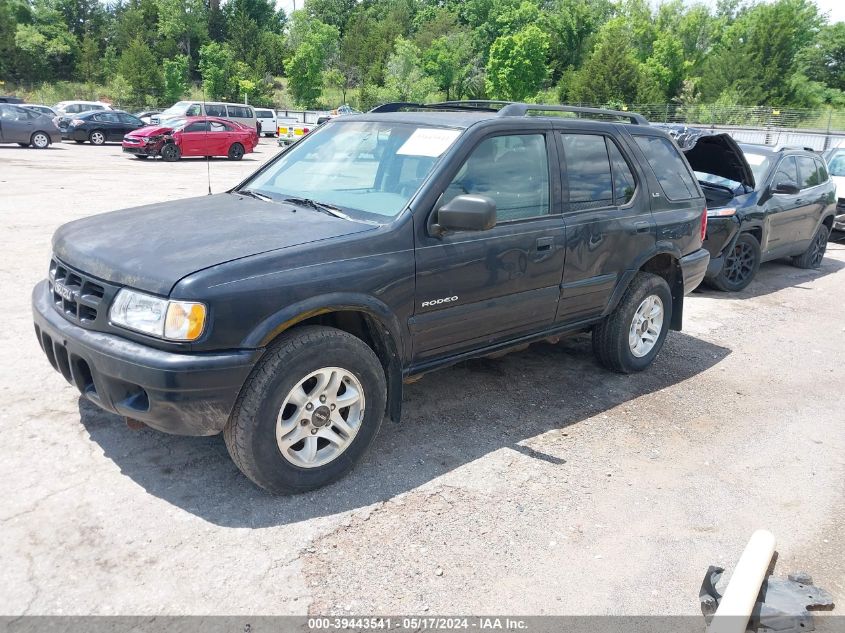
(33, 102, 711, 494)
(122, 116, 258, 161)
(658, 125, 836, 291)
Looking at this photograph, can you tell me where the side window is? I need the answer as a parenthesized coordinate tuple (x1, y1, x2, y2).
(608, 139, 637, 205)
(185, 104, 202, 116)
(118, 113, 140, 125)
(184, 121, 209, 133)
(441, 134, 550, 222)
(816, 158, 829, 182)
(209, 121, 227, 132)
(91, 104, 104, 111)
(797, 155, 825, 188)
(561, 134, 613, 210)
(773, 156, 799, 186)
(205, 104, 226, 117)
(634, 134, 699, 200)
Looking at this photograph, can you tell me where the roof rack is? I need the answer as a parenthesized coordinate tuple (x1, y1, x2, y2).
(369, 102, 500, 113)
(775, 145, 816, 153)
(498, 103, 649, 124)
(369, 101, 649, 124)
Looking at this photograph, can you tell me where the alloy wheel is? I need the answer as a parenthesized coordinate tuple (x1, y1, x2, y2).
(31, 133, 49, 149)
(275, 367, 365, 469)
(90, 131, 105, 145)
(808, 229, 827, 267)
(628, 294, 664, 358)
(724, 240, 755, 285)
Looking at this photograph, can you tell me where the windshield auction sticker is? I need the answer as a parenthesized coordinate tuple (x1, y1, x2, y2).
(397, 128, 462, 157)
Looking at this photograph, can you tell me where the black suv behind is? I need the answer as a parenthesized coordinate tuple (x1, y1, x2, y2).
(33, 102, 709, 493)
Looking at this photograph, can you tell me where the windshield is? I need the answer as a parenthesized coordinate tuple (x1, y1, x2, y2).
(161, 101, 191, 116)
(243, 121, 462, 219)
(696, 150, 771, 191)
(827, 151, 845, 177)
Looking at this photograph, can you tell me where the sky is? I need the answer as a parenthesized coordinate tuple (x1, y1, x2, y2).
(274, 0, 845, 24)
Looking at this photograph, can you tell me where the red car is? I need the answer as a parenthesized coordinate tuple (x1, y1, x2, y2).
(122, 116, 259, 161)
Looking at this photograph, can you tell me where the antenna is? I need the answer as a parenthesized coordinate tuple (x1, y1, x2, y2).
(202, 84, 212, 195)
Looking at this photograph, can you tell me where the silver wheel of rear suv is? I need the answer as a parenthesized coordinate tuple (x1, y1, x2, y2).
(628, 294, 664, 358)
(276, 366, 365, 469)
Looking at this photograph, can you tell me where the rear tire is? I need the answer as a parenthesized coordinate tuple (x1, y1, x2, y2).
(30, 131, 50, 149)
(708, 232, 761, 292)
(227, 142, 244, 160)
(160, 143, 180, 162)
(224, 326, 386, 494)
(74, 140, 85, 144)
(792, 224, 829, 269)
(134, 155, 149, 160)
(592, 272, 673, 374)
(17, 142, 29, 147)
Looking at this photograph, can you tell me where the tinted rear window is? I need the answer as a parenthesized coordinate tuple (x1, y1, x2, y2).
(226, 105, 252, 118)
(634, 135, 699, 200)
(796, 155, 827, 188)
(255, 109, 273, 117)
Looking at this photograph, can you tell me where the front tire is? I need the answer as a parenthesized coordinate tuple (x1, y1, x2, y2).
(160, 143, 180, 162)
(88, 130, 106, 145)
(592, 272, 673, 373)
(708, 232, 761, 292)
(224, 326, 387, 494)
(792, 224, 829, 269)
(227, 142, 244, 160)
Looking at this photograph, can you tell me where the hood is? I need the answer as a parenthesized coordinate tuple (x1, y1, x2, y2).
(652, 124, 755, 190)
(52, 194, 376, 295)
(129, 124, 175, 137)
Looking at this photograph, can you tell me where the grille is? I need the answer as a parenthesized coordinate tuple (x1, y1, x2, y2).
(48, 258, 107, 324)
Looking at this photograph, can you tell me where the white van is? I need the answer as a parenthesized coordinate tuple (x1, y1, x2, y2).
(254, 108, 277, 137)
(152, 101, 257, 131)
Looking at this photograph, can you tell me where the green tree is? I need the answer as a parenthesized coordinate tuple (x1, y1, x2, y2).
(162, 54, 189, 103)
(383, 36, 436, 102)
(568, 19, 641, 104)
(155, 0, 207, 63)
(284, 11, 338, 107)
(485, 24, 549, 101)
(14, 4, 78, 83)
(199, 41, 233, 100)
(799, 22, 845, 92)
(76, 30, 99, 81)
(424, 30, 477, 100)
(117, 36, 162, 103)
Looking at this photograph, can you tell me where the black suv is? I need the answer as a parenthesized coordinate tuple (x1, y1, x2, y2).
(657, 125, 836, 291)
(32, 102, 710, 493)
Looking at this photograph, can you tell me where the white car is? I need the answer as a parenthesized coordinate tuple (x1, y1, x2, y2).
(53, 100, 112, 115)
(823, 148, 845, 232)
(255, 108, 277, 137)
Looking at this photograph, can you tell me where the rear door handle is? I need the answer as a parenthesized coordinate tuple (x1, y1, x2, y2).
(536, 237, 554, 251)
(633, 221, 651, 234)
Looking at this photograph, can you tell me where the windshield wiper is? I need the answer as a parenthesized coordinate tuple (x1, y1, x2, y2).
(237, 189, 274, 202)
(283, 196, 351, 220)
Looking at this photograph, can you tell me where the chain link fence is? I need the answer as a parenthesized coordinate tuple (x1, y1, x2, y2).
(567, 103, 845, 151)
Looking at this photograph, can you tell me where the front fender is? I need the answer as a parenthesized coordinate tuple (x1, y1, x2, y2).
(242, 292, 404, 350)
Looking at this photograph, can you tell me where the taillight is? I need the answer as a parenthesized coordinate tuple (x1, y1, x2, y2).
(700, 207, 708, 241)
(303, 127, 310, 134)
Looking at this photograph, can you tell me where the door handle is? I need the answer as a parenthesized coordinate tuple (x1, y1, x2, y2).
(633, 221, 651, 234)
(535, 237, 554, 251)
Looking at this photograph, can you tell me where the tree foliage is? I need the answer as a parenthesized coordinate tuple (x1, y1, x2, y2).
(2, 0, 845, 112)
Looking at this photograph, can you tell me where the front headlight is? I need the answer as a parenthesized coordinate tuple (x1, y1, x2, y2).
(109, 288, 206, 341)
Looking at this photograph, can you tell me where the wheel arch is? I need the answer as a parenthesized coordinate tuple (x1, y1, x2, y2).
(604, 249, 684, 331)
(244, 295, 405, 423)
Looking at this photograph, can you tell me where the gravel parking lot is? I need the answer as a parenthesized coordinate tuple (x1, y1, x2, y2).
(1, 140, 843, 617)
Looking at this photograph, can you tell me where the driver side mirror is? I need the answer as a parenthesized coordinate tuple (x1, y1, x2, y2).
(772, 180, 800, 195)
(433, 194, 497, 235)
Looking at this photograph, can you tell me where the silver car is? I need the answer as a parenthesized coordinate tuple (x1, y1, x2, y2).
(0, 104, 61, 148)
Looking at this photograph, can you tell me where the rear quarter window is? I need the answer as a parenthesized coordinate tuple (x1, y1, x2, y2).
(634, 134, 700, 200)
(226, 105, 253, 118)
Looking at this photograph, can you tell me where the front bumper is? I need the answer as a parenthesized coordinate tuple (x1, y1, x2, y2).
(122, 143, 159, 156)
(32, 280, 261, 436)
(680, 248, 710, 294)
